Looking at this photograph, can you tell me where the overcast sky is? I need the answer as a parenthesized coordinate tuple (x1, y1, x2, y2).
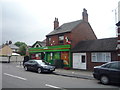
(1, 0, 120, 45)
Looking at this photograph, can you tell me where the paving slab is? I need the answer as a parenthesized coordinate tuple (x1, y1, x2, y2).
(53, 69, 94, 80)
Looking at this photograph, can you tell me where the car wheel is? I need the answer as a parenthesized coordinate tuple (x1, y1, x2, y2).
(24, 66, 28, 71)
(37, 68, 42, 73)
(100, 75, 109, 85)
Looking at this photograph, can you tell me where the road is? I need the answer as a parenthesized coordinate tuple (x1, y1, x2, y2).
(1, 62, 120, 89)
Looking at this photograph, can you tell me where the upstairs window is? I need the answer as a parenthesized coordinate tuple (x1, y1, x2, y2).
(48, 37, 51, 45)
(49, 37, 51, 41)
(59, 35, 64, 44)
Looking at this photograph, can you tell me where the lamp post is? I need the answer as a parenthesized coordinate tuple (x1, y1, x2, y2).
(7, 54, 11, 63)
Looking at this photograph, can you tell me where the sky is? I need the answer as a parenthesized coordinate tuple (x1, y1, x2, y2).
(0, 0, 120, 46)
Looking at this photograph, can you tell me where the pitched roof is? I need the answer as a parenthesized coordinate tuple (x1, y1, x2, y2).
(0, 44, 19, 50)
(32, 41, 46, 47)
(46, 20, 83, 36)
(8, 44, 19, 49)
(71, 38, 117, 52)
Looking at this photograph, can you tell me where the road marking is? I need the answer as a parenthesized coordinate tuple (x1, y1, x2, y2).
(45, 84, 60, 89)
(4, 73, 27, 81)
(45, 84, 67, 90)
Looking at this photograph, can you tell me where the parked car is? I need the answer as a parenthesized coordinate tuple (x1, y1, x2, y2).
(23, 60, 55, 73)
(93, 61, 120, 85)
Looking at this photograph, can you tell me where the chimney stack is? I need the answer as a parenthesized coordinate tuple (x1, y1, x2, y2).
(82, 8, 88, 22)
(54, 17, 59, 30)
(116, 21, 120, 60)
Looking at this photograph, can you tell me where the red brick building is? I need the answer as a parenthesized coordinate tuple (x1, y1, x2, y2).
(71, 21, 120, 70)
(46, 9, 97, 48)
(71, 38, 118, 70)
(29, 9, 120, 70)
(45, 8, 97, 68)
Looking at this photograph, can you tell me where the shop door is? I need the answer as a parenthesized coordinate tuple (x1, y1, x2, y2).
(73, 53, 86, 70)
(61, 51, 69, 66)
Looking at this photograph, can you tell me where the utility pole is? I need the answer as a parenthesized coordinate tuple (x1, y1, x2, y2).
(118, 1, 120, 21)
(112, 8, 118, 24)
(112, 8, 118, 36)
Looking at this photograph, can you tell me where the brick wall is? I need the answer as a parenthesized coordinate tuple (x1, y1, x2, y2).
(46, 32, 71, 46)
(86, 52, 118, 71)
(71, 21, 97, 48)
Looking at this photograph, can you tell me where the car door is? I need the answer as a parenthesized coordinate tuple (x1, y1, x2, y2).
(107, 62, 120, 83)
(30, 61, 38, 71)
(26, 61, 33, 70)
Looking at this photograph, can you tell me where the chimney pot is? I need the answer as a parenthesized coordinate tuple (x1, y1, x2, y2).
(54, 17, 59, 29)
(82, 8, 88, 22)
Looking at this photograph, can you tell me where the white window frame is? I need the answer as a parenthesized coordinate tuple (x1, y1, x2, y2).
(59, 35, 64, 44)
(48, 37, 51, 45)
(59, 35, 64, 41)
(91, 52, 111, 62)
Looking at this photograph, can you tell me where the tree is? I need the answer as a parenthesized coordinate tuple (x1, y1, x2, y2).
(15, 42, 27, 47)
(14, 41, 27, 56)
(19, 44, 27, 56)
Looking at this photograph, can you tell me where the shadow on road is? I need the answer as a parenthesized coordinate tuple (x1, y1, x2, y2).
(97, 82, 120, 87)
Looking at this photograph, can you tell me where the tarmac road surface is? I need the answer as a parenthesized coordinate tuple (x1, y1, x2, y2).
(2, 62, 120, 89)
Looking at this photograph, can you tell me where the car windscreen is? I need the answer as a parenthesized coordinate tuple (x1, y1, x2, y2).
(101, 62, 120, 70)
(36, 60, 49, 65)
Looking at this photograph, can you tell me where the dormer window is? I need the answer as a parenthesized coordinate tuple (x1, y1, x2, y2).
(59, 35, 64, 44)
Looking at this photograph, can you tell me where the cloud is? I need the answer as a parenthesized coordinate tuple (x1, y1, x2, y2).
(2, 2, 46, 44)
(1, 0, 119, 45)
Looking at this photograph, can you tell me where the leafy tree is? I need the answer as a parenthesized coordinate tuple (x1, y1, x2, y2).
(19, 44, 27, 56)
(14, 41, 27, 56)
(14, 41, 26, 47)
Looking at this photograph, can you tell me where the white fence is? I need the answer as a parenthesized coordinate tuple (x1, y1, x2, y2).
(0, 56, 24, 62)
(10, 56, 24, 62)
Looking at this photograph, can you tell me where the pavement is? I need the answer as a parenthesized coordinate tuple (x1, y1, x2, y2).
(53, 68, 94, 80)
(9, 61, 94, 80)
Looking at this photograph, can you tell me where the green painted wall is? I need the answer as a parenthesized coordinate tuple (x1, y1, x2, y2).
(29, 45, 72, 68)
(29, 45, 71, 53)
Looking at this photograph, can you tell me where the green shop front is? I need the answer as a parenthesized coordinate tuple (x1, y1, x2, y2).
(29, 45, 72, 68)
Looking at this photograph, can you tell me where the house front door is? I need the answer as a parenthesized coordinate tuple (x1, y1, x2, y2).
(73, 53, 86, 70)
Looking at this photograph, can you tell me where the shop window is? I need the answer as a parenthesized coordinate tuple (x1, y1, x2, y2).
(50, 53, 53, 60)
